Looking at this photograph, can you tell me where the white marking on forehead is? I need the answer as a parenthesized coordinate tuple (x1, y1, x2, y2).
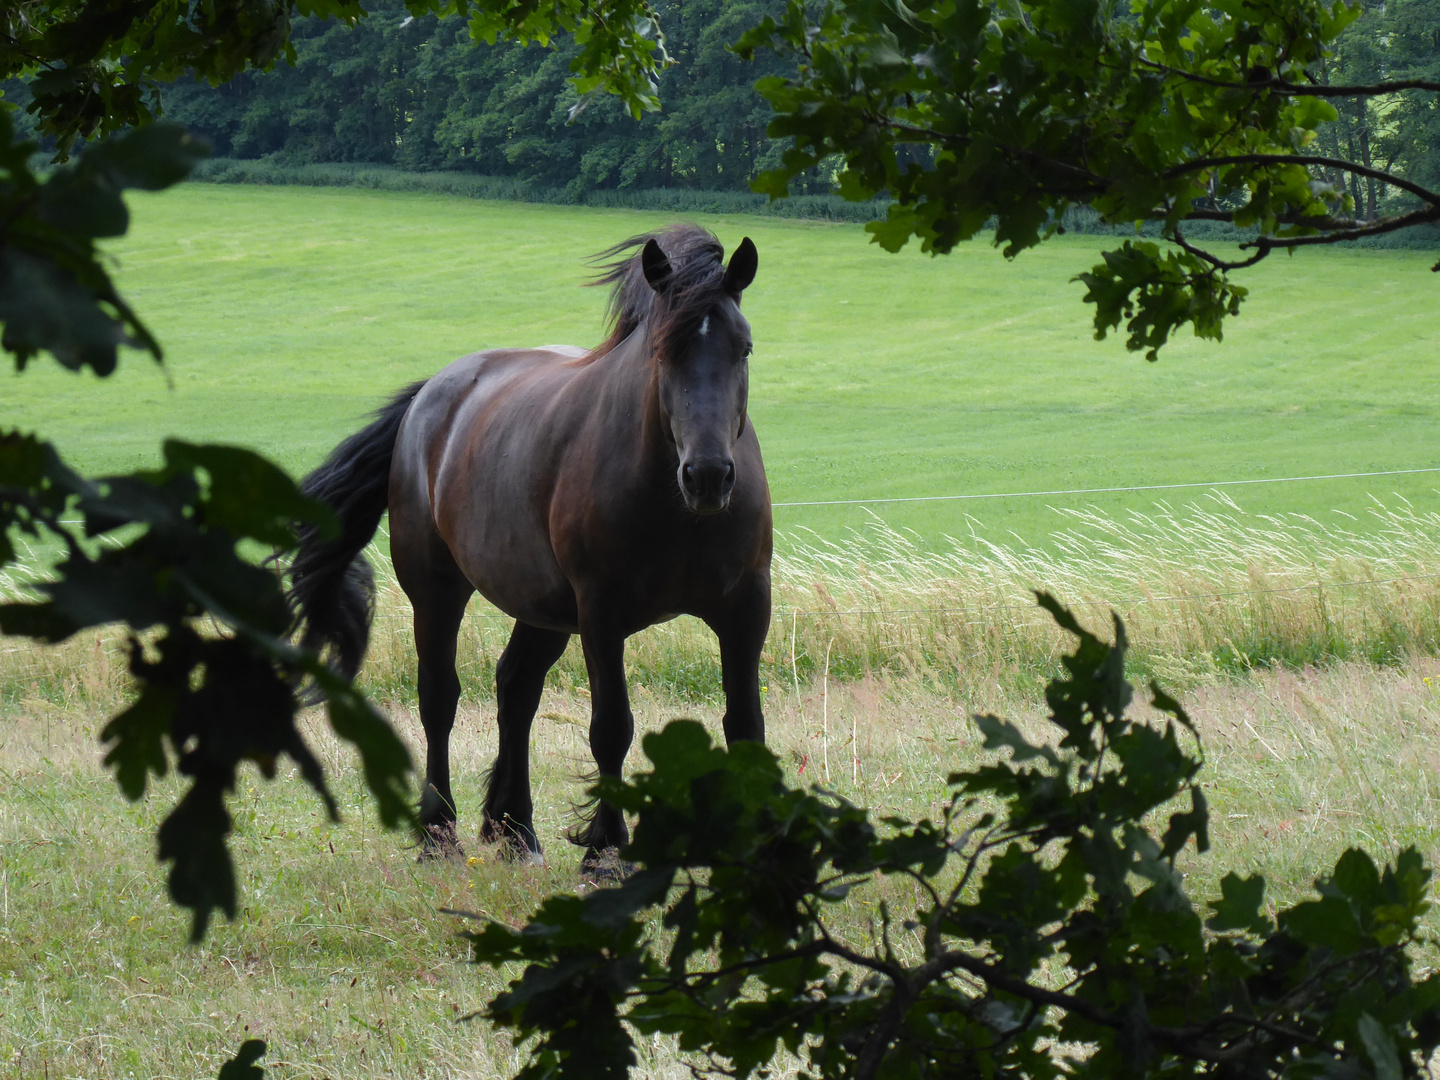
(699, 315, 710, 337)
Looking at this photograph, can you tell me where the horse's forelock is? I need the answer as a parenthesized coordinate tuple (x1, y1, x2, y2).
(588, 225, 729, 360)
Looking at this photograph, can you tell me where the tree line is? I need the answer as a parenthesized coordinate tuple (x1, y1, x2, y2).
(1316, 0, 1440, 221)
(5, 0, 1435, 219)
(156, 0, 842, 197)
(124, 0, 1440, 217)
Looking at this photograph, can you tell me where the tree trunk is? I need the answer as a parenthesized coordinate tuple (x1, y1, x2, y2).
(1344, 115, 1364, 215)
(1358, 120, 1378, 220)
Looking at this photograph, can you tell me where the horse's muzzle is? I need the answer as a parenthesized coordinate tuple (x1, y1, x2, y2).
(680, 458, 736, 514)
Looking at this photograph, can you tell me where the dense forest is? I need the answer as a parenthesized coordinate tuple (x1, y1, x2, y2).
(1313, 0, 1440, 221)
(159, 0, 840, 197)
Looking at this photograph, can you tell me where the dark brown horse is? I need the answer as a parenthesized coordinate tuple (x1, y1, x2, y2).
(286, 225, 771, 867)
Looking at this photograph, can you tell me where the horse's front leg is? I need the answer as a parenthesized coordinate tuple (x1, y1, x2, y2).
(710, 571, 771, 745)
(482, 621, 571, 862)
(575, 608, 635, 870)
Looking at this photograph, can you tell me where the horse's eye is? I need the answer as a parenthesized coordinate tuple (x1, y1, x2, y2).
(743, 344, 754, 359)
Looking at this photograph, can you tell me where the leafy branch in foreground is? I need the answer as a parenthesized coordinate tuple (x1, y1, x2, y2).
(468, 595, 1440, 1079)
(0, 112, 207, 374)
(0, 432, 416, 939)
(736, 0, 1440, 357)
(0, 115, 414, 939)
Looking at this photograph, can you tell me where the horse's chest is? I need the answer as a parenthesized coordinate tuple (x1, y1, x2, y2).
(599, 527, 752, 616)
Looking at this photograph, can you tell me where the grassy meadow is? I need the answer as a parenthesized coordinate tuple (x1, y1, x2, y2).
(4, 183, 1440, 1077)
(6, 184, 1440, 547)
(6, 663, 1440, 1078)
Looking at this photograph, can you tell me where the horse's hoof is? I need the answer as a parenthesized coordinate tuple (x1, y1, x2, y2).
(483, 814, 545, 862)
(579, 847, 633, 884)
(496, 838, 546, 867)
(417, 824, 465, 862)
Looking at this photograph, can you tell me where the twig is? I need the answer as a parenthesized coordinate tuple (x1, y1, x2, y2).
(822, 637, 833, 784)
(1164, 153, 1440, 208)
(1136, 58, 1440, 97)
(1240, 204, 1440, 251)
(1171, 225, 1271, 272)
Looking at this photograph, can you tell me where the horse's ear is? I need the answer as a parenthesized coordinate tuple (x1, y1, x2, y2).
(724, 237, 758, 294)
(641, 238, 672, 292)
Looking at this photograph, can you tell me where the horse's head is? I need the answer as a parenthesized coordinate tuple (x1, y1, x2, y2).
(642, 235, 758, 515)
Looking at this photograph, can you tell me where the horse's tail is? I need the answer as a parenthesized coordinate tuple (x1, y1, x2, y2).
(287, 380, 427, 683)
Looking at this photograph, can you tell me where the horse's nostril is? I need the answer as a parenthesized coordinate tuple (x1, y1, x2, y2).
(725, 462, 735, 484)
(682, 462, 695, 488)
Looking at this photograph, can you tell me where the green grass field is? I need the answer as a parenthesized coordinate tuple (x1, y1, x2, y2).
(8, 183, 1440, 550)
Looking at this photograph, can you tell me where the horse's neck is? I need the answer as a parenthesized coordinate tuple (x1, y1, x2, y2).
(587, 327, 671, 460)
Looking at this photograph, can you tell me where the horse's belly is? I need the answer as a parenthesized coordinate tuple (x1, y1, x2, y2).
(434, 465, 574, 628)
(462, 535, 579, 633)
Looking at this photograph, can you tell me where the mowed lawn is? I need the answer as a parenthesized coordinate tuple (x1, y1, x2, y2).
(7, 183, 1440, 548)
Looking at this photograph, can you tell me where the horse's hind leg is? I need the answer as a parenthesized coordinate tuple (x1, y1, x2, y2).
(403, 561, 475, 852)
(482, 621, 570, 861)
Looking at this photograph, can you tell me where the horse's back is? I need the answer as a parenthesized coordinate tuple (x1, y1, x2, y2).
(399, 344, 589, 460)
(388, 345, 592, 627)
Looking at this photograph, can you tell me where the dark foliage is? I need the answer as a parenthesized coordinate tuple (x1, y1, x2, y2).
(0, 429, 416, 938)
(736, 0, 1440, 356)
(0, 0, 668, 158)
(468, 597, 1440, 1079)
(1315, 0, 1440, 222)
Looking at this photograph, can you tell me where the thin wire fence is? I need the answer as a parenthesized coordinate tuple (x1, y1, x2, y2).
(770, 466, 1440, 508)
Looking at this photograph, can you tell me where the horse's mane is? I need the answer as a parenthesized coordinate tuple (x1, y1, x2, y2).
(588, 224, 730, 361)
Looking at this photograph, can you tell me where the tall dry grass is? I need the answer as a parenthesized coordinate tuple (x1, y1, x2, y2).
(358, 493, 1440, 705)
(766, 492, 1440, 693)
(4, 494, 1440, 714)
